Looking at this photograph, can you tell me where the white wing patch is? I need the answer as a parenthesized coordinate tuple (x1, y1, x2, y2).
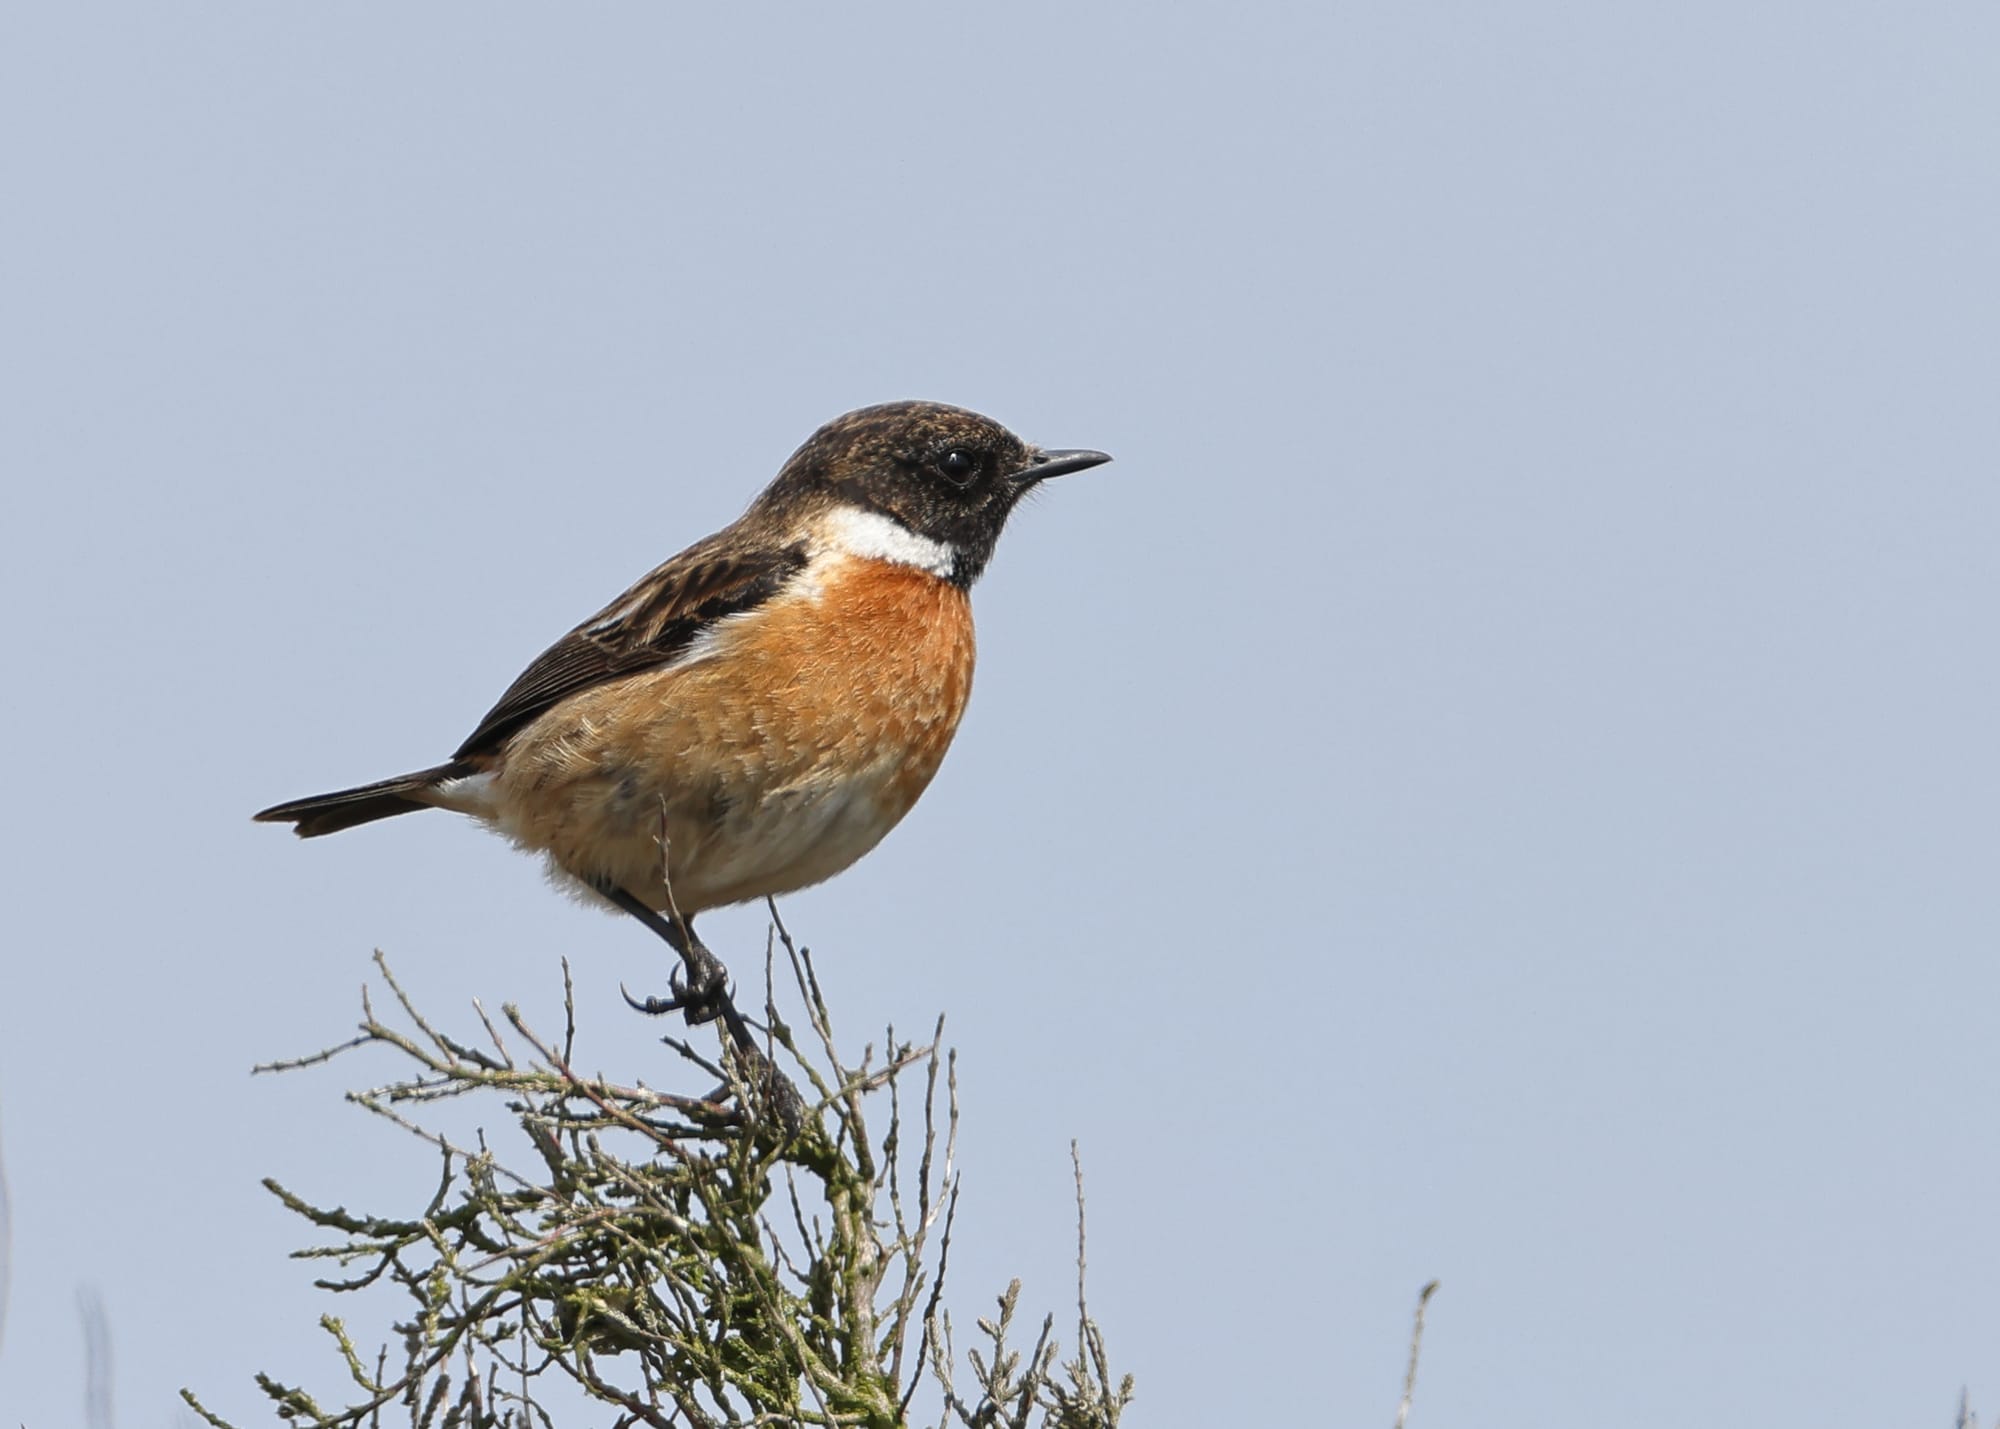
(429, 769, 501, 818)
(820, 505, 957, 577)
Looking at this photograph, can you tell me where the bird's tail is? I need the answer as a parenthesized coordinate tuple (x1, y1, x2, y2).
(253, 763, 464, 838)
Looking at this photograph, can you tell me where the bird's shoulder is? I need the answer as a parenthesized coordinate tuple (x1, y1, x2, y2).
(453, 519, 811, 760)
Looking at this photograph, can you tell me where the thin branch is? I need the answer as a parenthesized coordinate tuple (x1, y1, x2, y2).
(1394, 1280, 1441, 1429)
(190, 944, 1127, 1429)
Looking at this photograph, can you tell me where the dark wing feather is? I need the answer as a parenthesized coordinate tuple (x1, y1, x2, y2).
(452, 542, 809, 759)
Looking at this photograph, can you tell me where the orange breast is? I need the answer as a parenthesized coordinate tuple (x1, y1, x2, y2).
(694, 557, 977, 813)
(489, 556, 977, 912)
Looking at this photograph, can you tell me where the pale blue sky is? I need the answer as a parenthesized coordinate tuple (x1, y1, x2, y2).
(3, 5, 1997, 1426)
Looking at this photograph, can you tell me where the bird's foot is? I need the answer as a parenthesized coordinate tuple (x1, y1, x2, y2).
(621, 941, 732, 1025)
(620, 958, 806, 1133)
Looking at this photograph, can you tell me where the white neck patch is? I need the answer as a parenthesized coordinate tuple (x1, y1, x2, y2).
(820, 505, 957, 578)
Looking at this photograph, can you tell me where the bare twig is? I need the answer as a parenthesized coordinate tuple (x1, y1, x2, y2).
(187, 936, 1127, 1429)
(0, 1100, 10, 1358)
(1394, 1280, 1441, 1429)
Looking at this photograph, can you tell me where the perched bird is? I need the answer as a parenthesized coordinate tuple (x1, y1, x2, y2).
(256, 400, 1109, 1042)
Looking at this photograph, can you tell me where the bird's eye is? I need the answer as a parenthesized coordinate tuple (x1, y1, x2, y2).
(935, 448, 978, 485)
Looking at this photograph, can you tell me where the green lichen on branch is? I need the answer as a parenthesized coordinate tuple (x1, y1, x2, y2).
(180, 920, 1132, 1429)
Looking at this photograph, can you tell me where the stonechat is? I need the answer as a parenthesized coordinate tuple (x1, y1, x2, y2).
(256, 400, 1110, 1051)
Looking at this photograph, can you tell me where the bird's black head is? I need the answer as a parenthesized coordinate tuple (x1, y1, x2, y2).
(760, 400, 1111, 586)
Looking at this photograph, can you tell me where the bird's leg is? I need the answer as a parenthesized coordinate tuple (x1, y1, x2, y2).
(601, 887, 804, 1130)
(603, 887, 741, 1034)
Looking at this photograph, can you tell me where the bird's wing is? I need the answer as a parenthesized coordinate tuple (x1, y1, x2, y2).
(452, 541, 810, 759)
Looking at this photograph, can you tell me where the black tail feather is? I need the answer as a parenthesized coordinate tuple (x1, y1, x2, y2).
(253, 763, 463, 838)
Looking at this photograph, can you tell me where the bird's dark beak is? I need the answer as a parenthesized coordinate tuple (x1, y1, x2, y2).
(1024, 447, 1113, 482)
